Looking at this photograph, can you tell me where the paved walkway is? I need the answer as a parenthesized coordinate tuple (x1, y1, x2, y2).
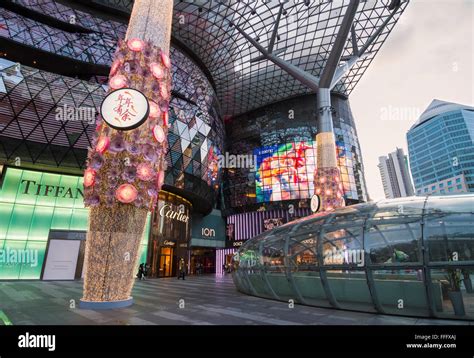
(0, 275, 471, 325)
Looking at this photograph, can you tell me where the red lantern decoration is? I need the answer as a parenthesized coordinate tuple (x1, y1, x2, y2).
(109, 75, 127, 89)
(150, 62, 164, 79)
(152, 125, 165, 143)
(127, 38, 144, 52)
(149, 100, 160, 118)
(115, 184, 138, 203)
(161, 51, 171, 68)
(84, 168, 96, 187)
(96, 136, 110, 154)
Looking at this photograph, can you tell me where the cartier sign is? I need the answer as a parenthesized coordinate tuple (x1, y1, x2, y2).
(159, 204, 189, 223)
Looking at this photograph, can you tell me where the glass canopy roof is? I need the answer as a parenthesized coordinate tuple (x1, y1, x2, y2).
(91, 0, 408, 116)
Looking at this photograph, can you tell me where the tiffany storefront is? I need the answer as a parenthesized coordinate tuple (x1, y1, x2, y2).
(0, 166, 149, 280)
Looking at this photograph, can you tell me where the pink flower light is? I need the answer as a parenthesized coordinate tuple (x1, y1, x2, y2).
(109, 75, 127, 89)
(137, 163, 155, 181)
(95, 136, 110, 154)
(127, 38, 144, 52)
(110, 59, 122, 76)
(115, 184, 138, 203)
(161, 51, 171, 68)
(149, 100, 160, 118)
(152, 125, 165, 143)
(84, 168, 96, 187)
(150, 62, 164, 79)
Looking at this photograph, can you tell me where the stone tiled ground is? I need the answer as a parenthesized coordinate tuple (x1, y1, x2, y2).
(0, 275, 471, 325)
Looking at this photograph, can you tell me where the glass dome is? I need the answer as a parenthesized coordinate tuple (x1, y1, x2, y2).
(232, 194, 474, 320)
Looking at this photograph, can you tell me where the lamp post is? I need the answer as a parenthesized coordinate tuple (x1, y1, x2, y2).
(80, 0, 174, 309)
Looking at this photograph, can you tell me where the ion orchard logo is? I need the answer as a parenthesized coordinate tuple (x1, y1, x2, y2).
(0, 247, 38, 267)
(55, 104, 96, 124)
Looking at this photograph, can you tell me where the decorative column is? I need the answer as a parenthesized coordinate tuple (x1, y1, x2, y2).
(314, 88, 345, 212)
(80, 0, 174, 309)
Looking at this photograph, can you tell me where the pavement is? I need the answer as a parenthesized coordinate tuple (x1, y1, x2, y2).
(0, 275, 471, 325)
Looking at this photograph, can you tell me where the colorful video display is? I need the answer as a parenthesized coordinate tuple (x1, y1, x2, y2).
(254, 141, 318, 202)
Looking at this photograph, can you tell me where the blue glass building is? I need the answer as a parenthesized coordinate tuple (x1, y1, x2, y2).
(407, 100, 474, 196)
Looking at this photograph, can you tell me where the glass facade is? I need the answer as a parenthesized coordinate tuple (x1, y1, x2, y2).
(233, 195, 474, 320)
(407, 101, 474, 194)
(0, 167, 150, 280)
(224, 94, 368, 211)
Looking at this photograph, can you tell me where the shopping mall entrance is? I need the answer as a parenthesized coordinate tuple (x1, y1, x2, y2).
(147, 191, 192, 278)
(190, 248, 216, 274)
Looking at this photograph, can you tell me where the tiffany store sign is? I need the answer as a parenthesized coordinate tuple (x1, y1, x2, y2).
(21, 179, 83, 199)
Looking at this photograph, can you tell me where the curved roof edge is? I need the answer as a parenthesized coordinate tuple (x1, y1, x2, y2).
(409, 99, 474, 130)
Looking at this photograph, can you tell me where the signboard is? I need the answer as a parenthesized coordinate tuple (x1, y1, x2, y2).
(100, 88, 149, 130)
(311, 194, 321, 213)
(42, 239, 81, 280)
(226, 239, 248, 249)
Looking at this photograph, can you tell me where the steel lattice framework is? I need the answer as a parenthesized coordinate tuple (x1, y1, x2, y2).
(0, 0, 408, 117)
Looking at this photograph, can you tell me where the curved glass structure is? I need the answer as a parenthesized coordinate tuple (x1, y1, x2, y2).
(232, 194, 474, 320)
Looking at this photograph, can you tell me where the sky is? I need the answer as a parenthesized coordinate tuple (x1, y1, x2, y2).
(350, 0, 474, 200)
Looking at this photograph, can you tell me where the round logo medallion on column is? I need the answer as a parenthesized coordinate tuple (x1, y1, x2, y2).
(310, 194, 321, 213)
(100, 88, 150, 131)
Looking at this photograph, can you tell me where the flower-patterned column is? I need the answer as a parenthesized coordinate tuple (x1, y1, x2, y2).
(314, 88, 345, 212)
(80, 0, 173, 307)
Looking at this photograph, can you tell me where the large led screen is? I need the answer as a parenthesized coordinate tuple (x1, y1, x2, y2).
(254, 141, 318, 203)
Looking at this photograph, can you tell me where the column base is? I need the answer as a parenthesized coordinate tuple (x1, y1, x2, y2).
(79, 297, 134, 310)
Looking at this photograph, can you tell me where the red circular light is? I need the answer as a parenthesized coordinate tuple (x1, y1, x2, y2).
(319, 177, 326, 184)
(152, 125, 165, 143)
(115, 184, 138, 203)
(161, 51, 171, 68)
(110, 59, 122, 76)
(109, 75, 127, 89)
(84, 168, 96, 187)
(150, 62, 164, 79)
(96, 136, 110, 154)
(127, 38, 144, 52)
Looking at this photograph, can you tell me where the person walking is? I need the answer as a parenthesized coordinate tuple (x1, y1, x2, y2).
(178, 258, 186, 280)
(136, 263, 145, 280)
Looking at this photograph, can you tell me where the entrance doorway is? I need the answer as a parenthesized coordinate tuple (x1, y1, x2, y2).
(158, 247, 174, 277)
(190, 248, 216, 274)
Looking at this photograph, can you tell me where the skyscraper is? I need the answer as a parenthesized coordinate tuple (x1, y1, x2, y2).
(407, 99, 474, 196)
(378, 148, 414, 198)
